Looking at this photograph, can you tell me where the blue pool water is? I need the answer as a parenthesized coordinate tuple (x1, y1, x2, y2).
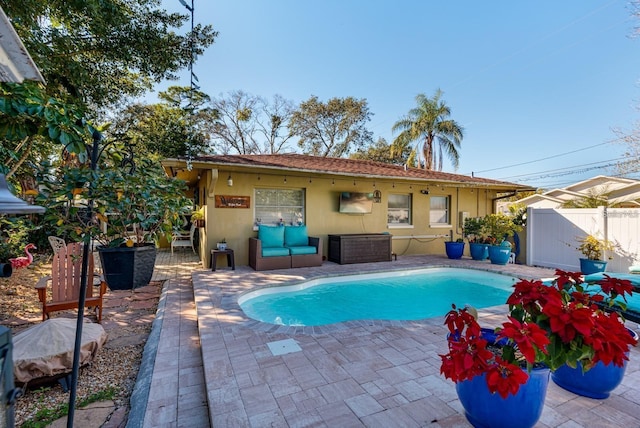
(238, 268, 519, 326)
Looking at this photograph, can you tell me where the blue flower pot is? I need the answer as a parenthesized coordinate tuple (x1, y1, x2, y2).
(445, 241, 465, 259)
(469, 243, 489, 260)
(579, 258, 607, 275)
(488, 245, 511, 265)
(551, 328, 638, 399)
(455, 328, 550, 428)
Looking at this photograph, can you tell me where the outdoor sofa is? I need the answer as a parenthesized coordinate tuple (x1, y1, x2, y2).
(249, 224, 323, 271)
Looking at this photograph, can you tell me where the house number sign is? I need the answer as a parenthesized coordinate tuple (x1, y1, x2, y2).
(215, 195, 250, 208)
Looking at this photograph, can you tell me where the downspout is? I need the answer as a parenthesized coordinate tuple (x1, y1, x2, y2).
(456, 187, 460, 235)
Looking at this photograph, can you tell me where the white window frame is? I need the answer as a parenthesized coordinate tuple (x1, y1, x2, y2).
(430, 195, 451, 227)
(254, 188, 305, 228)
(387, 193, 413, 229)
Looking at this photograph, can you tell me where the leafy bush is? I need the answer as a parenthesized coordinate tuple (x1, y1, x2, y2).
(483, 213, 522, 245)
(37, 158, 192, 248)
(577, 234, 613, 261)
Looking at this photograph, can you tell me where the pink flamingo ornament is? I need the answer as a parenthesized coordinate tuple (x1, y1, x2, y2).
(9, 243, 36, 269)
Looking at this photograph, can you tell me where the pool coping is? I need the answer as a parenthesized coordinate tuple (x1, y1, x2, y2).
(236, 265, 530, 331)
(194, 257, 559, 334)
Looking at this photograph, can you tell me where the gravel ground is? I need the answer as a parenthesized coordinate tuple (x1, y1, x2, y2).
(0, 256, 161, 427)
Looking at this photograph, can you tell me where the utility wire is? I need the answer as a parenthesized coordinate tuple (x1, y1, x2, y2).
(498, 156, 628, 181)
(468, 142, 613, 175)
(504, 158, 638, 186)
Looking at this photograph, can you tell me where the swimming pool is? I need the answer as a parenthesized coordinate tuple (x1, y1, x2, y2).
(238, 267, 519, 326)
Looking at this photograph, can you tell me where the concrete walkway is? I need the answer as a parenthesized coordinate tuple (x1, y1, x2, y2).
(138, 253, 640, 427)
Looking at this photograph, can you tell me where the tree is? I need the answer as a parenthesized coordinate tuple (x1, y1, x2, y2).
(209, 90, 261, 154)
(0, 81, 91, 189)
(1, 0, 217, 112)
(0, 1, 217, 188)
(256, 94, 295, 154)
(392, 89, 464, 171)
(612, 110, 640, 177)
(350, 137, 411, 165)
(612, 1, 640, 176)
(561, 187, 620, 208)
(208, 91, 296, 154)
(289, 96, 373, 157)
(107, 86, 217, 159)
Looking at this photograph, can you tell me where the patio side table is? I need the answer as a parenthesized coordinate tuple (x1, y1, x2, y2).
(210, 248, 235, 271)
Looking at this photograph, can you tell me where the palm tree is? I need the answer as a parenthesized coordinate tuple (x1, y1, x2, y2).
(392, 89, 464, 171)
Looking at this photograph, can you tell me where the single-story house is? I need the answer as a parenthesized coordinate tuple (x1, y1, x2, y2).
(162, 154, 533, 268)
(505, 175, 640, 210)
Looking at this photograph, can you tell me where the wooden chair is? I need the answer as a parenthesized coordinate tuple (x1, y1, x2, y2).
(36, 242, 107, 322)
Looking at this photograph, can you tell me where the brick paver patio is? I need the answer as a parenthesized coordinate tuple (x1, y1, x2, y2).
(137, 252, 640, 427)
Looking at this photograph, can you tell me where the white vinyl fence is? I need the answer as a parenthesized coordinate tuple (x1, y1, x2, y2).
(526, 207, 640, 273)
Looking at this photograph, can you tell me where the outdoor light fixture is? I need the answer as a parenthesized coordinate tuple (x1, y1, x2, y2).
(227, 175, 233, 187)
(373, 190, 382, 203)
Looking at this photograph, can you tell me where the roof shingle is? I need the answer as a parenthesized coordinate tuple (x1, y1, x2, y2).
(179, 154, 531, 190)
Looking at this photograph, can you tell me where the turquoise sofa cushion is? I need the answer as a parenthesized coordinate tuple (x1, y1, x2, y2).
(284, 225, 308, 247)
(258, 225, 284, 248)
(584, 272, 640, 287)
(288, 246, 317, 255)
(262, 247, 290, 257)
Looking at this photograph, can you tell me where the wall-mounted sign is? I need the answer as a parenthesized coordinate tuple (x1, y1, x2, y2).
(215, 195, 250, 208)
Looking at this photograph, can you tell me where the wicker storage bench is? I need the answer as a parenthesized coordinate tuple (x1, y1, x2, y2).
(328, 233, 392, 264)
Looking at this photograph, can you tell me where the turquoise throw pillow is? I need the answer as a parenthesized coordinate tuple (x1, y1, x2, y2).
(284, 225, 308, 247)
(258, 225, 284, 248)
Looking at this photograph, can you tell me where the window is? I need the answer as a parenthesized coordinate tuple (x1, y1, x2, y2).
(430, 195, 450, 225)
(255, 188, 305, 226)
(388, 193, 412, 226)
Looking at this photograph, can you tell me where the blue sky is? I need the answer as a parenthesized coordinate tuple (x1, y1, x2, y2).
(155, 0, 640, 189)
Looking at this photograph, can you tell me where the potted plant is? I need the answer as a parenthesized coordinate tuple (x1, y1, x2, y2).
(440, 270, 637, 427)
(217, 238, 227, 250)
(444, 238, 465, 259)
(40, 158, 191, 290)
(191, 206, 205, 228)
(483, 213, 522, 265)
(577, 234, 613, 274)
(463, 216, 489, 260)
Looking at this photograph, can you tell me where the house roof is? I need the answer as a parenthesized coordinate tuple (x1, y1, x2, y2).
(515, 193, 564, 206)
(564, 175, 637, 193)
(164, 154, 534, 191)
(514, 175, 640, 208)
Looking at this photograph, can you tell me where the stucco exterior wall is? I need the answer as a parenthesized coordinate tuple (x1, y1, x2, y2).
(196, 169, 498, 268)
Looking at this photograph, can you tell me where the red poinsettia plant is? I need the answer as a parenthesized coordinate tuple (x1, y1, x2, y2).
(440, 269, 638, 398)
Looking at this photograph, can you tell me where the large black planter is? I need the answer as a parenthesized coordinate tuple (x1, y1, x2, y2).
(98, 244, 157, 290)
